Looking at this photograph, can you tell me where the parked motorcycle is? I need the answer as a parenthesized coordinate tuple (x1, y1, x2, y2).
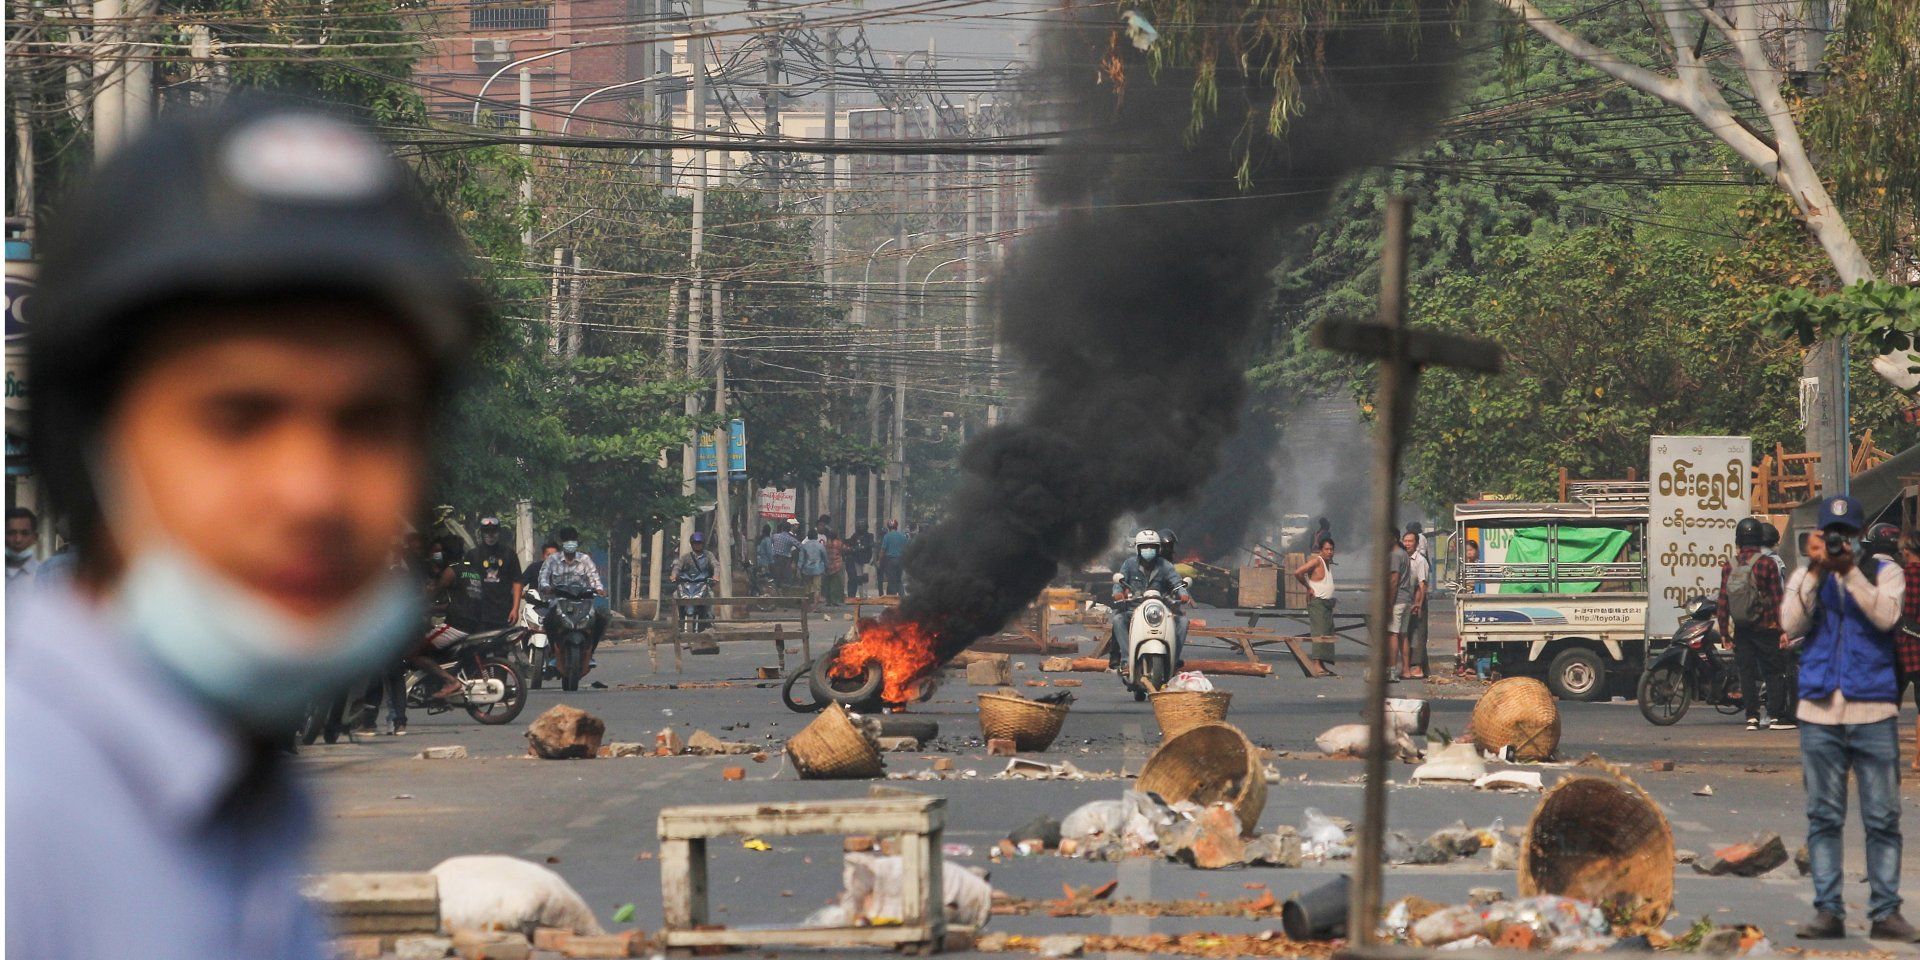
(1111, 573, 1186, 701)
(544, 582, 599, 692)
(405, 624, 530, 725)
(519, 586, 552, 689)
(1638, 595, 1746, 725)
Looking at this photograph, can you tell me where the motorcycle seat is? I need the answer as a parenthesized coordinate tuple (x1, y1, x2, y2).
(465, 625, 525, 645)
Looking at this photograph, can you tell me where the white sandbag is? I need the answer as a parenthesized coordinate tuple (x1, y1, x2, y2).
(1317, 722, 1421, 760)
(430, 855, 605, 937)
(1472, 770, 1543, 792)
(1385, 698, 1430, 737)
(1060, 799, 1127, 841)
(831, 853, 992, 928)
(1410, 742, 1489, 783)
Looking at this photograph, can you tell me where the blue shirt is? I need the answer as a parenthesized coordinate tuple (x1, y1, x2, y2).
(798, 538, 828, 576)
(7, 580, 327, 960)
(880, 530, 910, 559)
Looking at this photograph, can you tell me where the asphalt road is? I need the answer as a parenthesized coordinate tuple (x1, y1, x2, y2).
(305, 596, 1920, 955)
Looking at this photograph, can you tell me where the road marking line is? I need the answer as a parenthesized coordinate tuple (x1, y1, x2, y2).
(524, 837, 569, 857)
(1673, 820, 1711, 833)
(568, 813, 605, 829)
(1110, 721, 1152, 949)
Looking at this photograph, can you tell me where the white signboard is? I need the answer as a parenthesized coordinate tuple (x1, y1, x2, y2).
(756, 486, 797, 520)
(1648, 435, 1751, 637)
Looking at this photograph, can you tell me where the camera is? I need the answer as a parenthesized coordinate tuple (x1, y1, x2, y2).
(1824, 529, 1851, 555)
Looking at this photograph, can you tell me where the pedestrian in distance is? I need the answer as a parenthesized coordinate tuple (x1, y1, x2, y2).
(770, 518, 800, 591)
(6, 506, 41, 586)
(1292, 538, 1337, 670)
(1385, 529, 1417, 681)
(1782, 496, 1919, 942)
(879, 519, 910, 596)
(1719, 516, 1789, 731)
(1900, 530, 1920, 773)
(798, 528, 828, 604)
(823, 529, 847, 606)
(1402, 529, 1431, 679)
(9, 101, 482, 960)
(846, 521, 875, 598)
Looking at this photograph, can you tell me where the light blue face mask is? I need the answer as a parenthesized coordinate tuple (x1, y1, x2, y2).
(116, 546, 422, 732)
(562, 540, 580, 554)
(1139, 548, 1158, 562)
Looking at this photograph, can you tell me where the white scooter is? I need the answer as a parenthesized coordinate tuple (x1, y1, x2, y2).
(519, 586, 552, 689)
(1111, 573, 1186, 701)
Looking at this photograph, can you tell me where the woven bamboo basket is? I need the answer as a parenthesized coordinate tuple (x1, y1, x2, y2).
(786, 702, 884, 779)
(1469, 677, 1561, 761)
(977, 692, 1069, 751)
(1136, 723, 1267, 835)
(1149, 690, 1233, 740)
(1518, 771, 1674, 933)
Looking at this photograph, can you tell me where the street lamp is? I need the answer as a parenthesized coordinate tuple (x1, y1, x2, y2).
(919, 257, 968, 350)
(859, 232, 924, 327)
(471, 47, 583, 126)
(560, 73, 690, 135)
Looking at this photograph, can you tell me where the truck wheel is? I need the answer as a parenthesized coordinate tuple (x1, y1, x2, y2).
(1546, 647, 1609, 702)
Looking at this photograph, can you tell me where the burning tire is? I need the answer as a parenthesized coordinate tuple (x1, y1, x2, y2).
(808, 654, 885, 710)
(781, 662, 827, 713)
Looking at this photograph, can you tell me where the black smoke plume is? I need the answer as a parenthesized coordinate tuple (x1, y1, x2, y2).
(898, 0, 1462, 657)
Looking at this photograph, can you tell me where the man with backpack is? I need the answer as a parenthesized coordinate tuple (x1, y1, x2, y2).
(1720, 516, 1787, 731)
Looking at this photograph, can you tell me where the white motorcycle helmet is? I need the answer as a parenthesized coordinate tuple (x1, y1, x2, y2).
(1133, 529, 1164, 564)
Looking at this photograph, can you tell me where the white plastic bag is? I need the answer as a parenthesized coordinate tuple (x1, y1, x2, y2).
(1410, 742, 1489, 783)
(1317, 723, 1420, 760)
(1060, 799, 1127, 841)
(1166, 670, 1214, 692)
(829, 853, 992, 928)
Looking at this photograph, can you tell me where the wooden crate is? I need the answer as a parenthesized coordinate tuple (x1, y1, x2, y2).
(1282, 552, 1309, 609)
(1237, 565, 1280, 608)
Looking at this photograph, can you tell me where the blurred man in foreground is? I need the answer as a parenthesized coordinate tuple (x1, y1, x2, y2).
(8, 102, 480, 959)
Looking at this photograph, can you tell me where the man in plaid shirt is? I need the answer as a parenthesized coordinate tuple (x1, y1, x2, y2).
(1719, 517, 1788, 730)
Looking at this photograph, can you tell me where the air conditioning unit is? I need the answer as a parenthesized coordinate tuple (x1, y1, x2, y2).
(473, 38, 511, 65)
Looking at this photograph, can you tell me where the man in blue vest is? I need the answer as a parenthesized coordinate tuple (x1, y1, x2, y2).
(1782, 495, 1918, 942)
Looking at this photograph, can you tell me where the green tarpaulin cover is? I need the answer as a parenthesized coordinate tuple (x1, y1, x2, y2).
(1502, 525, 1632, 594)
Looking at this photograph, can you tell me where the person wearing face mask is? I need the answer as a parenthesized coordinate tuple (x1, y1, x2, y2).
(7, 103, 482, 959)
(1781, 496, 1919, 942)
(469, 516, 524, 629)
(1107, 529, 1192, 669)
(6, 506, 42, 585)
(539, 525, 610, 662)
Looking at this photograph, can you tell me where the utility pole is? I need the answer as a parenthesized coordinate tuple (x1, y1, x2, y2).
(712, 282, 735, 606)
(13, 40, 34, 235)
(548, 246, 566, 354)
(566, 257, 586, 358)
(520, 68, 534, 249)
(986, 139, 1004, 427)
(651, 280, 683, 613)
(964, 95, 980, 419)
(761, 23, 782, 204)
(821, 29, 839, 295)
(1791, 1, 1845, 495)
(91, 0, 152, 160)
(891, 65, 910, 528)
(680, 0, 708, 551)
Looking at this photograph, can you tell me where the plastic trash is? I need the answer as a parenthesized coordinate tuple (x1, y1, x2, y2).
(1060, 799, 1127, 842)
(1410, 742, 1488, 783)
(1300, 807, 1353, 860)
(821, 853, 992, 928)
(942, 843, 975, 858)
(1166, 670, 1214, 692)
(1473, 770, 1543, 792)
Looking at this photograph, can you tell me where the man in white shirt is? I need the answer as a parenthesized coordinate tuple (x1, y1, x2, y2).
(1780, 495, 1917, 942)
(6, 507, 41, 584)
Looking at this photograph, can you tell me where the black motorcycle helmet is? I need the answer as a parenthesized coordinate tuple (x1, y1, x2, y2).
(1733, 516, 1767, 547)
(1761, 521, 1780, 549)
(1864, 522, 1901, 559)
(29, 99, 484, 564)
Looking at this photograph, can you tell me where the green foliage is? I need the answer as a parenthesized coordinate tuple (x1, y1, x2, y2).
(1802, 0, 1920, 261)
(1762, 283, 1920, 365)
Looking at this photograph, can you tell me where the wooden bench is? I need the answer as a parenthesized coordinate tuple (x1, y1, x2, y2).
(650, 596, 811, 674)
(657, 796, 949, 954)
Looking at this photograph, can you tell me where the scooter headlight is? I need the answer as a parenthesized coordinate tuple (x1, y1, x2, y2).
(1144, 606, 1164, 627)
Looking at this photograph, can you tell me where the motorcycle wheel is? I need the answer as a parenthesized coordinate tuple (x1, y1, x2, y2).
(1713, 674, 1744, 715)
(1138, 653, 1170, 696)
(298, 698, 328, 745)
(1637, 665, 1692, 725)
(559, 634, 586, 692)
(782, 663, 827, 713)
(527, 643, 548, 690)
(465, 657, 528, 725)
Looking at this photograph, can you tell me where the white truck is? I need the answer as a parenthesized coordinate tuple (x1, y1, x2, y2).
(1452, 483, 1650, 701)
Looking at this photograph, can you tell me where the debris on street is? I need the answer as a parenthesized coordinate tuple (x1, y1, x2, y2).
(430, 855, 604, 938)
(524, 705, 606, 760)
(303, 871, 439, 940)
(786, 702, 885, 779)
(1468, 677, 1560, 761)
(1408, 741, 1485, 783)
(1692, 833, 1789, 877)
(1518, 771, 1673, 932)
(417, 745, 469, 760)
(978, 690, 1073, 751)
(803, 852, 993, 928)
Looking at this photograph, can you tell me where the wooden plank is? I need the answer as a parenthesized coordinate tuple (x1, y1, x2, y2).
(1237, 566, 1280, 608)
(659, 797, 944, 840)
(325, 914, 443, 935)
(301, 873, 438, 916)
(662, 925, 938, 948)
(659, 838, 706, 929)
(1180, 658, 1272, 677)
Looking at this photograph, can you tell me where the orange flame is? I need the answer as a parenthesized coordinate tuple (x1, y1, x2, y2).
(829, 616, 942, 706)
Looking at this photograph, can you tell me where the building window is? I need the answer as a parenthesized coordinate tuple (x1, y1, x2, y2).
(470, 4, 549, 30)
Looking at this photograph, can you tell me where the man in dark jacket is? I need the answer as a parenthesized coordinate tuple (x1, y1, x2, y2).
(1718, 517, 1787, 730)
(1781, 496, 1918, 942)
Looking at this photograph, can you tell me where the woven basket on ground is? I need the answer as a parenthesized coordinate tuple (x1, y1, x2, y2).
(1470, 677, 1561, 761)
(1149, 690, 1232, 740)
(1518, 772, 1674, 933)
(1135, 723, 1267, 835)
(977, 692, 1069, 751)
(786, 702, 884, 779)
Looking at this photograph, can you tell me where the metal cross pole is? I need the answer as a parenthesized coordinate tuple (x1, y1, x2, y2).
(1311, 195, 1502, 945)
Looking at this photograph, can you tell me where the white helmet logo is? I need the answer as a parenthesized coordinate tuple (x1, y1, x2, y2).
(223, 115, 392, 202)
(1834, 501, 1849, 515)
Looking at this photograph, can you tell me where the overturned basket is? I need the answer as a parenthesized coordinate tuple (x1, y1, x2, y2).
(1519, 770, 1674, 933)
(1136, 722, 1267, 835)
(1150, 690, 1232, 740)
(1470, 677, 1561, 761)
(786, 702, 884, 779)
(977, 692, 1069, 752)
